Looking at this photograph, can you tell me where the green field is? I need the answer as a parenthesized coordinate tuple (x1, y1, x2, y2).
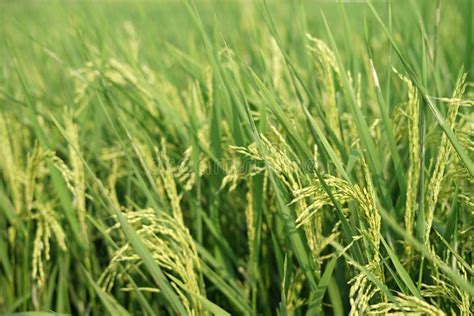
(0, 0, 473, 315)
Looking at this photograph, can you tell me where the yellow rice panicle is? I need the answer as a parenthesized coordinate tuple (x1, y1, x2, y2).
(395, 71, 420, 249)
(424, 73, 467, 245)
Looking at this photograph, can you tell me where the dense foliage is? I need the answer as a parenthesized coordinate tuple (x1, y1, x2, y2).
(0, 0, 473, 314)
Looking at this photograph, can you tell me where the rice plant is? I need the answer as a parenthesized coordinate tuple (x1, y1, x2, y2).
(0, 0, 473, 315)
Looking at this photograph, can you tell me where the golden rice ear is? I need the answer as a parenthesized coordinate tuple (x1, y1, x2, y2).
(351, 279, 372, 315)
(424, 73, 468, 246)
(104, 208, 204, 315)
(0, 114, 23, 214)
(306, 34, 342, 143)
(31, 202, 67, 288)
(243, 186, 255, 301)
(395, 72, 420, 255)
(25, 143, 54, 212)
(270, 36, 283, 91)
(32, 220, 45, 287)
(368, 292, 445, 315)
(64, 113, 86, 223)
(156, 139, 184, 221)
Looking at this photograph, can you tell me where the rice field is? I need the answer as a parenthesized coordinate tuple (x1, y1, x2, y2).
(0, 0, 473, 315)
